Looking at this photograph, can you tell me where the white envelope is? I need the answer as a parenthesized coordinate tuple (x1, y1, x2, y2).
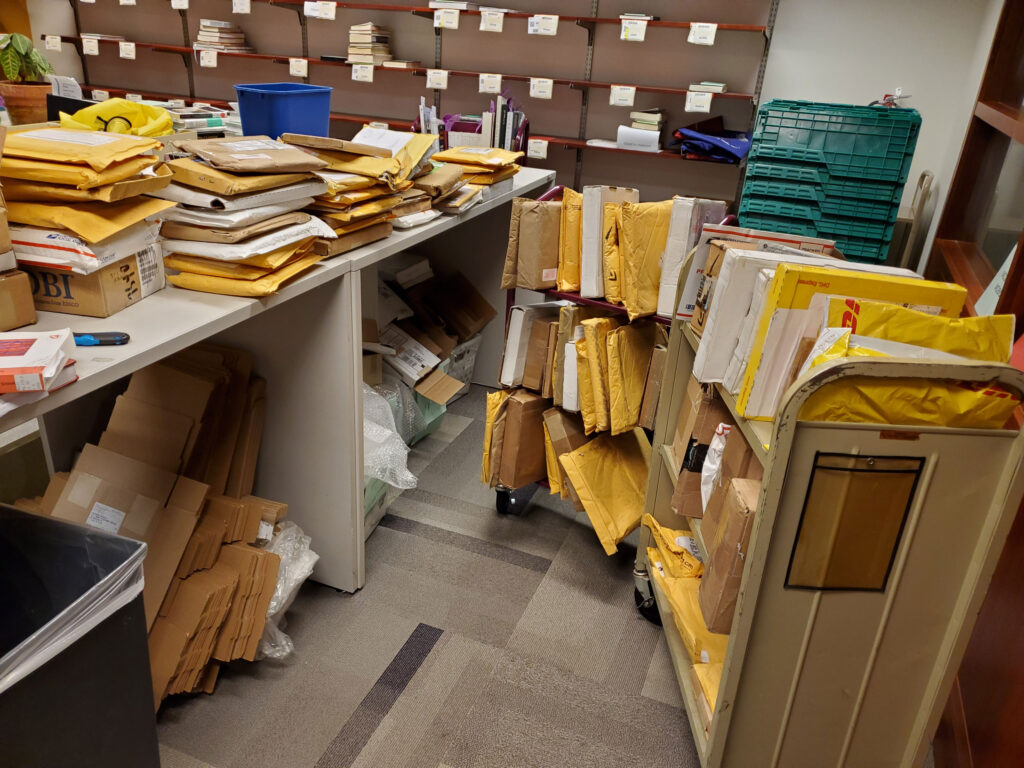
(149, 179, 328, 211)
(162, 218, 336, 261)
(656, 196, 726, 317)
(580, 185, 637, 298)
(159, 198, 315, 227)
(10, 221, 160, 274)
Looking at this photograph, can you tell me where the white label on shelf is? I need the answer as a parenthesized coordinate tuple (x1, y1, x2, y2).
(232, 0, 251, 13)
(126, 93, 142, 101)
(199, 49, 218, 68)
(304, 1, 336, 20)
(527, 14, 559, 36)
(685, 90, 713, 113)
(44, 35, 62, 52)
(168, 99, 186, 107)
(80, 0, 96, 4)
(609, 84, 636, 107)
(119, 0, 136, 5)
(91, 89, 110, 100)
(426, 68, 448, 90)
(352, 63, 374, 82)
(527, 138, 548, 159)
(688, 22, 717, 45)
(620, 18, 647, 42)
(529, 77, 553, 100)
(118, 41, 136, 60)
(171, 0, 188, 8)
(82, 37, 99, 56)
(433, 8, 459, 29)
(479, 72, 501, 94)
(289, 57, 308, 77)
(86, 502, 126, 534)
(480, 10, 504, 32)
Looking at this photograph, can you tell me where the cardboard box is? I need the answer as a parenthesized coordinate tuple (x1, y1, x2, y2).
(690, 241, 761, 335)
(0, 269, 36, 331)
(22, 245, 165, 317)
(380, 322, 441, 385)
(670, 468, 703, 518)
(670, 375, 732, 475)
(98, 395, 198, 474)
(497, 390, 549, 489)
(540, 321, 559, 399)
(224, 376, 267, 499)
(639, 344, 667, 430)
(522, 318, 556, 392)
(514, 199, 561, 290)
(50, 444, 209, 628)
(542, 407, 590, 496)
(427, 272, 497, 341)
(699, 478, 761, 633)
(213, 543, 281, 663)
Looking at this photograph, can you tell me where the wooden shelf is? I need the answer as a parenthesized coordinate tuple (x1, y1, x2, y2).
(660, 443, 679, 481)
(532, 135, 742, 165)
(932, 238, 996, 316)
(689, 517, 709, 561)
(542, 290, 674, 325)
(975, 100, 1024, 143)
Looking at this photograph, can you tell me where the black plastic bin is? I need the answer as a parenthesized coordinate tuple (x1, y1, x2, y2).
(0, 505, 159, 768)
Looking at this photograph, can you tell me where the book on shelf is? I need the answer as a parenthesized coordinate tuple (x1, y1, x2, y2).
(199, 18, 237, 28)
(688, 82, 727, 94)
(428, 1, 479, 9)
(349, 33, 391, 44)
(630, 123, 662, 131)
(381, 60, 421, 69)
(193, 43, 255, 53)
(81, 33, 125, 40)
(346, 53, 393, 64)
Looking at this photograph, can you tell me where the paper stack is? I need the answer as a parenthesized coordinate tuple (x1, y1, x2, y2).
(348, 22, 392, 65)
(430, 145, 522, 210)
(631, 109, 665, 132)
(282, 127, 438, 250)
(168, 104, 242, 137)
(2, 128, 175, 317)
(152, 136, 337, 296)
(0, 328, 78, 415)
(193, 19, 254, 54)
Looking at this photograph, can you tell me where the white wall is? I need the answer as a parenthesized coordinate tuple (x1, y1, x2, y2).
(25, 0, 83, 81)
(760, 0, 1004, 270)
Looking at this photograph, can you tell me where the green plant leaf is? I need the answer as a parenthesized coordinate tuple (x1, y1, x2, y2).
(0, 47, 19, 82)
(10, 33, 30, 56)
(30, 50, 54, 77)
(0, 34, 10, 50)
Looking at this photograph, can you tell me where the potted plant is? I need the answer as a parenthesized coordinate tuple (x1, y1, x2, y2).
(0, 33, 55, 125)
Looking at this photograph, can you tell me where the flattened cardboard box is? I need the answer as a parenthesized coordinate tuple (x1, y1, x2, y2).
(0, 269, 36, 331)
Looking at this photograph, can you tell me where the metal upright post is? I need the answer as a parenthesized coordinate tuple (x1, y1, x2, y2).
(573, 0, 600, 189)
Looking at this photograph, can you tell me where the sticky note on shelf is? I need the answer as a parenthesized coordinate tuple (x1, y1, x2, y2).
(480, 10, 504, 32)
(609, 85, 636, 107)
(82, 37, 99, 55)
(171, 0, 188, 8)
(232, 0, 250, 13)
(44, 35, 62, 53)
(118, 41, 136, 60)
(530, 77, 554, 99)
(620, 17, 648, 42)
(527, 138, 549, 160)
(434, 8, 459, 29)
(304, 1, 336, 20)
(91, 89, 110, 101)
(528, 14, 559, 36)
(426, 69, 448, 89)
(688, 22, 717, 45)
(289, 58, 308, 77)
(199, 49, 218, 68)
(685, 91, 713, 113)
(352, 64, 374, 82)
(479, 73, 502, 94)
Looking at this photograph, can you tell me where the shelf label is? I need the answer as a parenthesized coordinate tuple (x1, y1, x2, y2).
(527, 138, 548, 159)
(352, 63, 374, 82)
(91, 89, 110, 101)
(44, 35, 62, 53)
(80, 0, 96, 4)
(480, 10, 504, 32)
(126, 93, 142, 101)
(479, 72, 501, 94)
(620, 18, 648, 42)
(609, 84, 636, 107)
(118, 41, 136, 60)
(119, 0, 136, 6)
(528, 14, 559, 36)
(426, 68, 448, 90)
(304, 1, 336, 20)
(529, 77, 553, 100)
(289, 57, 308, 77)
(168, 99, 186, 108)
(82, 37, 100, 55)
(232, 0, 251, 13)
(171, 0, 188, 8)
(685, 91, 713, 113)
(434, 9, 459, 29)
(688, 22, 717, 45)
(199, 49, 218, 68)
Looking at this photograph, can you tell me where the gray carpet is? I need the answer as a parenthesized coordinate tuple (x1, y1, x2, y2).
(158, 385, 697, 768)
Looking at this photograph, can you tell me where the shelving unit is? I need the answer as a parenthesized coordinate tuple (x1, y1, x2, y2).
(636, 253, 1024, 766)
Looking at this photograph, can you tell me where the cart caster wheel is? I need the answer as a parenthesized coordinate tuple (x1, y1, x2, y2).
(496, 489, 513, 515)
(495, 485, 535, 516)
(634, 586, 662, 626)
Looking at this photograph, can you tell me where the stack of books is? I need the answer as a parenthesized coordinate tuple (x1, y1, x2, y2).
(169, 104, 243, 137)
(630, 109, 665, 132)
(347, 22, 392, 65)
(193, 19, 254, 53)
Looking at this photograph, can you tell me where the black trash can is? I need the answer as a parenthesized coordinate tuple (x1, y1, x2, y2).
(0, 505, 159, 768)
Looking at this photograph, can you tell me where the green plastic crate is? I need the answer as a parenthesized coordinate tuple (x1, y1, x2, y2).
(738, 211, 891, 262)
(739, 197, 896, 239)
(744, 162, 903, 203)
(743, 181, 895, 221)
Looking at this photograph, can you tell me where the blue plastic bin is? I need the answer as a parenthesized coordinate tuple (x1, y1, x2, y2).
(234, 82, 332, 138)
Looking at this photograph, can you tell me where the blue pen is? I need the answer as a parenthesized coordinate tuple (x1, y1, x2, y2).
(73, 332, 131, 347)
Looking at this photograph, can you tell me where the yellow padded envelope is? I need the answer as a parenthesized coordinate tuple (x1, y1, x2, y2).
(1, 164, 172, 203)
(643, 514, 704, 579)
(311, 133, 435, 190)
(575, 337, 597, 435)
(167, 250, 324, 297)
(559, 429, 650, 556)
(619, 199, 673, 320)
(0, 154, 160, 190)
(582, 317, 622, 433)
(432, 146, 522, 167)
(602, 202, 623, 305)
(694, 663, 723, 712)
(7, 197, 175, 243)
(4, 127, 162, 170)
(557, 188, 583, 292)
(607, 322, 658, 435)
(481, 390, 511, 485)
(651, 566, 729, 664)
(542, 424, 562, 496)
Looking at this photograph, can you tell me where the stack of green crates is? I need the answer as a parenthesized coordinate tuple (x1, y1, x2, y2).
(739, 100, 921, 262)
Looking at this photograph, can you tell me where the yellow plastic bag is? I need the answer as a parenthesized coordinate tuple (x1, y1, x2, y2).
(7, 197, 175, 243)
(0, 154, 160, 190)
(60, 98, 174, 137)
(542, 423, 562, 496)
(607, 322, 658, 435)
(481, 390, 511, 485)
(582, 317, 622, 433)
(651, 567, 728, 664)
(823, 297, 1014, 363)
(602, 203, 623, 304)
(4, 127, 162, 169)
(167, 250, 323, 297)
(575, 337, 597, 435)
(643, 514, 704, 578)
(619, 200, 673, 320)
(1, 164, 172, 202)
(694, 663, 723, 712)
(559, 429, 651, 555)
(557, 188, 583, 292)
(431, 146, 522, 167)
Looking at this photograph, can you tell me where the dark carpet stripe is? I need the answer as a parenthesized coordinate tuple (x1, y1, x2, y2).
(316, 623, 444, 768)
(379, 513, 552, 574)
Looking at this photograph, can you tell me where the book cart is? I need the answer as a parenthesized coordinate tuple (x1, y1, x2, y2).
(635, 251, 1024, 767)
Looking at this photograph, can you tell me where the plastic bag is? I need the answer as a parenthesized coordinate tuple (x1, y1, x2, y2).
(59, 98, 174, 136)
(363, 382, 418, 490)
(259, 522, 319, 660)
(700, 424, 731, 511)
(375, 368, 426, 445)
